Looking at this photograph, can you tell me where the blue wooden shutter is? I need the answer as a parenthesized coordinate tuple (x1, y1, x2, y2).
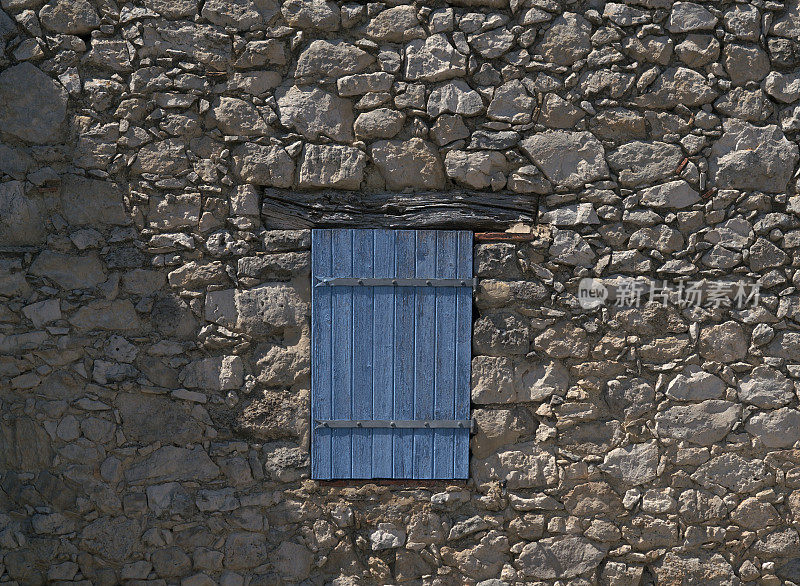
(311, 229, 473, 480)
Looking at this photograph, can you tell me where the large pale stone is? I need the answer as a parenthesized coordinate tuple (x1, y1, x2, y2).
(117, 394, 202, 444)
(515, 359, 569, 402)
(405, 34, 467, 82)
(655, 400, 740, 445)
(487, 80, 535, 124)
(517, 536, 607, 580)
(445, 150, 507, 190)
(181, 356, 243, 390)
(70, 300, 143, 331)
(0, 181, 44, 245)
(471, 356, 515, 404)
(472, 442, 558, 489)
(639, 180, 700, 209)
(148, 193, 201, 230)
(298, 144, 366, 190)
(209, 97, 269, 136)
(667, 2, 718, 32)
(606, 141, 683, 188)
(366, 5, 424, 42)
(709, 120, 799, 193)
(535, 13, 591, 66)
(144, 0, 198, 18)
(277, 85, 354, 142)
(745, 408, 800, 448)
(0, 63, 68, 144)
(723, 43, 770, 85)
(636, 66, 718, 108)
(39, 0, 99, 34)
(295, 40, 373, 79)
(232, 143, 294, 187)
(520, 131, 608, 189)
(427, 80, 484, 117)
(201, 0, 261, 30)
(61, 175, 128, 226)
(666, 366, 726, 400)
(205, 284, 307, 337)
(371, 138, 445, 190)
(655, 553, 738, 585)
(699, 321, 747, 362)
(738, 366, 795, 408)
(599, 441, 659, 485)
(133, 139, 188, 175)
(282, 0, 339, 31)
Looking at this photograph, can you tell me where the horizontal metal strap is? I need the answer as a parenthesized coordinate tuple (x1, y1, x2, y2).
(315, 277, 477, 289)
(315, 419, 475, 432)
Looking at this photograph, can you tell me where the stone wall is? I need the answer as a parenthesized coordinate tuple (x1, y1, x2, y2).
(2, 0, 800, 584)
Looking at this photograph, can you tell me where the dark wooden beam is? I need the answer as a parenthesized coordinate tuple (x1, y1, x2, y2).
(260, 189, 538, 230)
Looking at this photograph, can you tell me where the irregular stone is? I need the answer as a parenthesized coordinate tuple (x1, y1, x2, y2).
(639, 181, 700, 209)
(563, 482, 624, 518)
(61, 175, 127, 226)
(654, 553, 737, 585)
(337, 72, 393, 96)
(298, 144, 366, 190)
(201, 0, 261, 30)
(0, 181, 44, 245)
(655, 400, 740, 445)
(296, 40, 373, 80)
(487, 80, 534, 124)
(209, 97, 269, 136)
(133, 138, 188, 175)
(473, 442, 558, 489)
(693, 453, 769, 492)
(70, 299, 143, 331)
(666, 366, 726, 400)
(606, 141, 683, 188)
(468, 27, 514, 59)
(370, 138, 445, 190)
(750, 236, 789, 271)
(667, 2, 717, 32)
(445, 150, 507, 190)
(277, 85, 353, 142)
(427, 80, 483, 117)
(738, 366, 795, 408)
(517, 536, 607, 580)
(181, 356, 244, 390)
(699, 321, 747, 362)
(515, 359, 569, 402)
(599, 441, 659, 485)
(281, 0, 339, 31)
(30, 251, 105, 290)
(0, 417, 52, 469)
(534, 322, 589, 359)
(765, 71, 800, 104)
(746, 408, 800, 448)
(0, 63, 68, 144)
(471, 408, 519, 459)
(711, 120, 799, 193)
(723, 43, 770, 86)
(548, 229, 595, 266)
(675, 34, 720, 67)
(224, 532, 267, 570)
(539, 94, 584, 129)
(354, 108, 405, 140)
(273, 541, 313, 582)
(117, 394, 202, 445)
(80, 517, 141, 563)
(714, 87, 772, 122)
(535, 13, 591, 66)
(520, 131, 608, 189)
(125, 446, 220, 484)
(405, 34, 467, 82)
(366, 5, 424, 42)
(471, 356, 515, 404)
(232, 143, 294, 187)
(636, 66, 718, 109)
(370, 523, 406, 550)
(144, 0, 198, 18)
(39, 0, 99, 34)
(731, 497, 781, 530)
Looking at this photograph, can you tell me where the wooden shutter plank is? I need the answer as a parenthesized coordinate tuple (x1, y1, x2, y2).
(351, 230, 374, 478)
(393, 230, 415, 478)
(372, 229, 395, 478)
(331, 229, 354, 477)
(413, 230, 437, 479)
(454, 231, 473, 478)
(311, 229, 333, 479)
(433, 231, 458, 479)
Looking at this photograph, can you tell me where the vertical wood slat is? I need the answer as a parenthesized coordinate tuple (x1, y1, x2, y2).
(351, 231, 374, 478)
(311, 229, 332, 479)
(454, 231, 473, 478)
(393, 230, 416, 478)
(413, 230, 437, 479)
(433, 231, 457, 479)
(372, 230, 395, 478)
(331, 230, 353, 477)
(312, 229, 472, 480)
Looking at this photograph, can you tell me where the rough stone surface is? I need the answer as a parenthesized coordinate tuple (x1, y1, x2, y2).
(0, 63, 68, 144)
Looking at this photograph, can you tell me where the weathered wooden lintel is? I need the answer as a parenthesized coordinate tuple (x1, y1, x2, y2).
(260, 189, 538, 230)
